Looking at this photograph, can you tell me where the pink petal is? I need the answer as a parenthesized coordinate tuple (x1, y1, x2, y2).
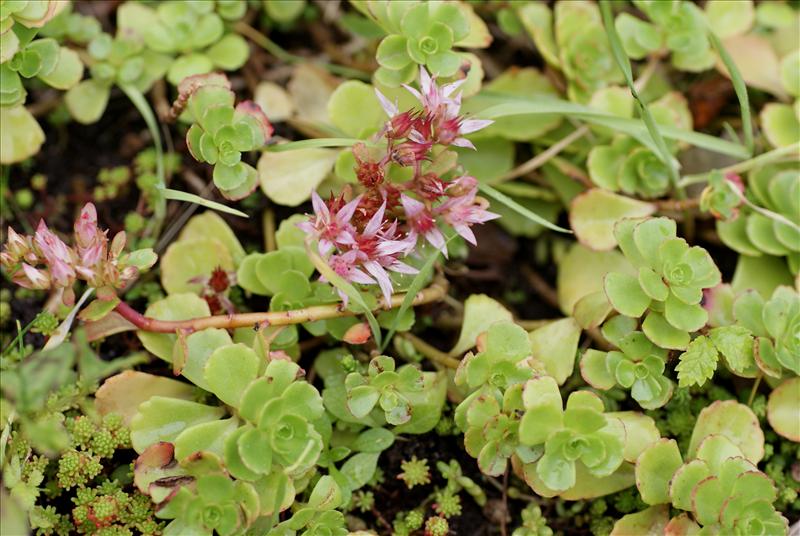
(387, 260, 418, 275)
(400, 194, 424, 218)
(310, 190, 328, 219)
(363, 202, 386, 237)
(419, 66, 433, 98)
(349, 267, 376, 285)
(374, 89, 398, 118)
(459, 119, 493, 135)
(364, 261, 394, 304)
(425, 227, 447, 255)
(450, 137, 476, 150)
(441, 79, 465, 98)
(402, 83, 423, 104)
(337, 194, 363, 224)
(22, 263, 48, 288)
(455, 223, 477, 245)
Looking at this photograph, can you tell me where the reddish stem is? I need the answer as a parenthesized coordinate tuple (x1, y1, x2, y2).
(114, 277, 448, 334)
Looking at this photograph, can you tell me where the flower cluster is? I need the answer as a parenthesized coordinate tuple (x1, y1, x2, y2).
(0, 203, 156, 305)
(300, 67, 497, 303)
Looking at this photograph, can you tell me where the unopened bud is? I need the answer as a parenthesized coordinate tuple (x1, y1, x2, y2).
(343, 322, 372, 345)
(110, 231, 126, 258)
(6, 227, 28, 257)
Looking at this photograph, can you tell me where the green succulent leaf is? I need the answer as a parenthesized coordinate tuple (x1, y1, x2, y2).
(635, 439, 683, 505)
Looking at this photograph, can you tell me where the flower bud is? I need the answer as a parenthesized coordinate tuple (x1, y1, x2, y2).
(6, 226, 29, 257)
(110, 231, 126, 258)
(19, 263, 50, 289)
(74, 203, 99, 248)
(343, 322, 372, 345)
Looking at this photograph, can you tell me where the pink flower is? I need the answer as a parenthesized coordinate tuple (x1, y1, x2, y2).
(74, 203, 98, 246)
(401, 194, 446, 255)
(298, 191, 361, 255)
(34, 220, 75, 286)
(74, 203, 107, 268)
(436, 178, 500, 245)
(326, 250, 376, 307)
(350, 203, 418, 304)
(403, 66, 464, 119)
(17, 263, 50, 289)
(436, 116, 494, 150)
(5, 227, 28, 257)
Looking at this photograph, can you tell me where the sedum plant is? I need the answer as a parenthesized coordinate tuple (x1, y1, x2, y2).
(0, 202, 157, 313)
(344, 355, 423, 426)
(151, 453, 260, 536)
(453, 321, 539, 476)
(517, 1, 624, 103)
(587, 92, 692, 199)
(458, 381, 532, 477)
(615, 0, 716, 72)
(353, 0, 490, 86)
(179, 73, 274, 200)
(714, 165, 800, 275)
(117, 0, 249, 85)
(726, 286, 799, 377)
(633, 402, 788, 535)
(65, 31, 171, 124)
(604, 217, 721, 350)
(581, 315, 673, 409)
(0, 0, 81, 163)
(518, 377, 625, 492)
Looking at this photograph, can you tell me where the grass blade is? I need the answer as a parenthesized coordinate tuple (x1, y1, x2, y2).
(160, 187, 249, 218)
(708, 30, 754, 156)
(477, 98, 748, 159)
(599, 0, 681, 195)
(120, 85, 165, 218)
(479, 183, 572, 233)
(267, 138, 361, 151)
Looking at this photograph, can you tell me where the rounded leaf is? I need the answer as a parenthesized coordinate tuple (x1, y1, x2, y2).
(635, 439, 683, 505)
(0, 105, 45, 164)
(570, 189, 656, 251)
(604, 272, 651, 318)
(767, 377, 800, 442)
(204, 344, 259, 408)
(688, 400, 764, 464)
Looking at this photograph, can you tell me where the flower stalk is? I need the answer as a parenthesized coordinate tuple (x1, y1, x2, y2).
(112, 276, 449, 334)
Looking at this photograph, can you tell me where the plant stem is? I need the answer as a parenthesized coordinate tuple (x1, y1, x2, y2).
(234, 22, 371, 81)
(748, 372, 763, 407)
(114, 276, 449, 334)
(678, 143, 800, 188)
(654, 197, 700, 212)
(400, 332, 461, 369)
(726, 180, 800, 232)
(497, 125, 590, 183)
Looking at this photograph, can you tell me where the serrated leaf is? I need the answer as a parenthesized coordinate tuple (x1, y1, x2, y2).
(675, 336, 718, 388)
(708, 325, 754, 375)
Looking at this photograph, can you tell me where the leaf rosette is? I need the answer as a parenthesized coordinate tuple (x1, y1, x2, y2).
(604, 217, 721, 349)
(518, 377, 625, 492)
(581, 316, 673, 409)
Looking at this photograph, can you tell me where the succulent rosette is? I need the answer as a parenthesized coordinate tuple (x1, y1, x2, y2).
(581, 316, 673, 409)
(518, 377, 625, 492)
(604, 217, 721, 349)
